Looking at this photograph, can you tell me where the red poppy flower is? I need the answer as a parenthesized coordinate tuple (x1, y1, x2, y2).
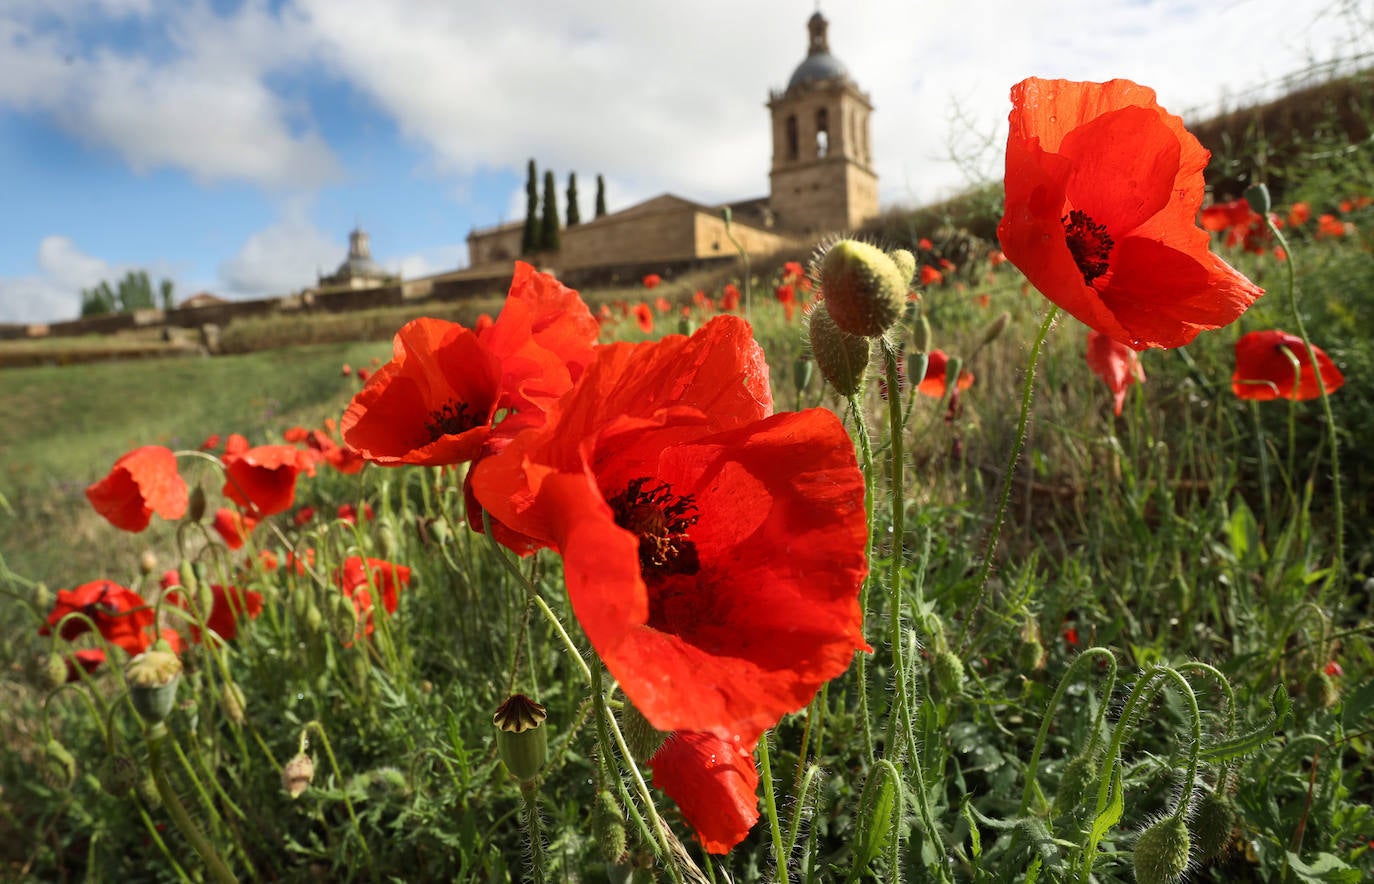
(1287, 202, 1312, 227)
(1085, 330, 1145, 416)
(164, 579, 263, 643)
(918, 237, 934, 250)
(341, 363, 353, 376)
(643, 273, 662, 289)
(655, 296, 672, 314)
(337, 502, 374, 524)
(357, 368, 371, 382)
(282, 426, 310, 444)
(222, 444, 315, 517)
(1231, 330, 1344, 401)
(649, 731, 760, 854)
(634, 302, 654, 334)
(998, 78, 1263, 349)
(199, 434, 222, 451)
(1325, 660, 1344, 677)
(473, 316, 869, 742)
(916, 350, 975, 398)
(782, 260, 804, 280)
(775, 283, 796, 321)
(919, 264, 943, 287)
(720, 283, 741, 312)
(212, 507, 259, 550)
(40, 580, 156, 656)
(1317, 214, 1350, 238)
(474, 313, 494, 333)
(64, 648, 106, 681)
(336, 556, 412, 637)
(294, 506, 315, 526)
(989, 249, 1007, 268)
(85, 446, 188, 533)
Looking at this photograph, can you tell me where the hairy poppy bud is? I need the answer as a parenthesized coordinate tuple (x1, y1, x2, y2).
(1192, 790, 1236, 860)
(1053, 751, 1100, 815)
(187, 485, 206, 523)
(807, 306, 870, 397)
(98, 754, 140, 797)
(677, 316, 694, 337)
(139, 549, 159, 576)
(493, 694, 547, 784)
(592, 789, 628, 863)
(819, 239, 908, 337)
(126, 650, 181, 724)
(792, 354, 815, 394)
(38, 652, 69, 691)
(221, 682, 246, 725)
(331, 595, 359, 645)
(978, 311, 1012, 349)
(1306, 670, 1339, 709)
(933, 650, 966, 696)
(1016, 635, 1046, 672)
(282, 752, 315, 798)
(137, 771, 161, 807)
(890, 248, 917, 287)
(304, 603, 324, 635)
(1133, 815, 1190, 884)
(620, 702, 668, 765)
(33, 583, 52, 611)
(44, 739, 78, 790)
(911, 313, 933, 355)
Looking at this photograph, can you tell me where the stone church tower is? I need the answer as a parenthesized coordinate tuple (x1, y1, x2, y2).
(767, 11, 878, 237)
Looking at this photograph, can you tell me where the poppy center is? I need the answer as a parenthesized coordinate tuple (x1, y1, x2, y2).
(424, 400, 479, 441)
(1062, 209, 1114, 284)
(608, 477, 701, 581)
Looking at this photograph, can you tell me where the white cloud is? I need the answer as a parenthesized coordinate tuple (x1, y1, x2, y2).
(0, 235, 180, 324)
(217, 201, 343, 296)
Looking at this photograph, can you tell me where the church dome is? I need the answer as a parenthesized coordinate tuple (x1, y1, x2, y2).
(785, 11, 849, 92)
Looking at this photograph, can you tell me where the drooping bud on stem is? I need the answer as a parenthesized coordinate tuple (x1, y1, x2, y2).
(807, 306, 871, 397)
(1133, 815, 1191, 884)
(819, 239, 908, 337)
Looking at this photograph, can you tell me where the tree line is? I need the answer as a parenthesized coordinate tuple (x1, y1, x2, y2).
(522, 160, 607, 255)
(80, 270, 176, 317)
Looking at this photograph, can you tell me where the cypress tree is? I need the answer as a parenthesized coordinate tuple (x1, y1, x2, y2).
(522, 159, 541, 254)
(595, 174, 608, 217)
(566, 172, 581, 227)
(541, 170, 561, 251)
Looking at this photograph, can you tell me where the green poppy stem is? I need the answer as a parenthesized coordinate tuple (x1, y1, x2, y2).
(144, 723, 239, 884)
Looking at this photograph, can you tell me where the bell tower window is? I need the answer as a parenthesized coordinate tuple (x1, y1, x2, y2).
(815, 108, 829, 158)
(786, 115, 799, 161)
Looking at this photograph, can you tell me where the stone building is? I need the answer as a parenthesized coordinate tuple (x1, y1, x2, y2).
(464, 10, 876, 274)
(318, 226, 396, 290)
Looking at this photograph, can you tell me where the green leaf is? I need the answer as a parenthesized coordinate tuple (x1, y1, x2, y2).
(1285, 850, 1363, 883)
(1088, 765, 1124, 848)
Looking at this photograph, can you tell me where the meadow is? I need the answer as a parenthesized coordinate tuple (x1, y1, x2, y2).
(1, 75, 1372, 883)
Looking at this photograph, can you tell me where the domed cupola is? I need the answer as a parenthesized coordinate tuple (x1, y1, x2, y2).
(786, 12, 851, 93)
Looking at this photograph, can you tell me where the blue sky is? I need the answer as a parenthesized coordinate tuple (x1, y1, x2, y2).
(0, 0, 1366, 323)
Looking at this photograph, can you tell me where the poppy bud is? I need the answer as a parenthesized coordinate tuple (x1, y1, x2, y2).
(807, 305, 871, 397)
(677, 315, 694, 337)
(933, 650, 965, 696)
(221, 682, 246, 725)
(493, 693, 547, 784)
(304, 603, 324, 635)
(911, 313, 933, 355)
(1191, 790, 1236, 860)
(331, 595, 359, 645)
(38, 652, 69, 691)
(187, 485, 206, 523)
(282, 752, 315, 798)
(1053, 751, 1101, 815)
(98, 754, 140, 797)
(889, 248, 917, 287)
(978, 311, 1012, 349)
(33, 582, 52, 611)
(139, 549, 159, 576)
(592, 789, 628, 863)
(792, 354, 815, 394)
(819, 239, 908, 337)
(43, 739, 78, 790)
(137, 770, 161, 807)
(126, 650, 182, 724)
(1305, 670, 1339, 709)
(1132, 815, 1190, 884)
(620, 702, 668, 765)
(1016, 635, 1046, 672)
(1244, 183, 1272, 216)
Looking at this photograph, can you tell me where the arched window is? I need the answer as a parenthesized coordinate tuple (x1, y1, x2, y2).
(785, 115, 799, 162)
(816, 107, 830, 158)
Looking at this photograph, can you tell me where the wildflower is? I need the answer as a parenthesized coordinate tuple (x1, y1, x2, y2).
(1231, 330, 1344, 401)
(1287, 202, 1311, 227)
(212, 507, 259, 550)
(472, 316, 869, 743)
(998, 77, 1262, 349)
(642, 273, 662, 289)
(1085, 330, 1145, 415)
(720, 283, 741, 312)
(199, 434, 221, 451)
(64, 648, 107, 681)
(649, 730, 760, 854)
(655, 296, 672, 314)
(775, 283, 796, 321)
(336, 502, 374, 524)
(782, 260, 805, 280)
(164, 579, 263, 644)
(85, 446, 188, 533)
(1317, 213, 1350, 238)
(915, 350, 974, 398)
(634, 302, 654, 334)
(294, 506, 315, 526)
(222, 444, 316, 517)
(40, 581, 156, 656)
(919, 265, 943, 286)
(336, 556, 412, 636)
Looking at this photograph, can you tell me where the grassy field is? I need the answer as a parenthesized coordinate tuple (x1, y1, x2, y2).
(2, 83, 1373, 882)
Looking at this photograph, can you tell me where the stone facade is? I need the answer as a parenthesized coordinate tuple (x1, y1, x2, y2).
(466, 11, 875, 272)
(318, 227, 395, 290)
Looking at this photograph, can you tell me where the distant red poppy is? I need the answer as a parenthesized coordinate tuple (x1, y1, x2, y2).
(1317, 214, 1350, 238)
(1287, 202, 1312, 227)
(720, 283, 741, 312)
(918, 237, 934, 250)
(212, 507, 259, 550)
(782, 260, 805, 280)
(989, 249, 1007, 268)
(1325, 660, 1343, 677)
(337, 502, 374, 525)
(357, 368, 371, 382)
(1231, 330, 1345, 401)
(223, 444, 315, 517)
(199, 434, 222, 451)
(40, 580, 155, 656)
(998, 78, 1263, 349)
(164, 578, 263, 644)
(293, 506, 315, 526)
(775, 283, 796, 320)
(64, 648, 106, 681)
(1085, 330, 1145, 415)
(919, 265, 943, 287)
(472, 316, 869, 743)
(474, 313, 494, 333)
(916, 350, 975, 398)
(649, 731, 760, 854)
(282, 426, 310, 444)
(341, 363, 352, 376)
(643, 273, 662, 289)
(336, 556, 413, 637)
(85, 446, 188, 533)
(655, 296, 672, 314)
(634, 302, 654, 334)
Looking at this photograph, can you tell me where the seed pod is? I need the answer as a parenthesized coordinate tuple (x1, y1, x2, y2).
(126, 650, 182, 724)
(819, 239, 908, 337)
(493, 694, 548, 784)
(807, 306, 870, 397)
(1133, 815, 1190, 884)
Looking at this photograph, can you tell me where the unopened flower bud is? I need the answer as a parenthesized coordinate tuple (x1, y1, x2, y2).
(1133, 815, 1190, 884)
(933, 650, 965, 696)
(493, 694, 547, 784)
(889, 248, 917, 286)
(98, 754, 140, 797)
(979, 311, 1012, 349)
(1191, 790, 1236, 860)
(304, 603, 324, 634)
(187, 485, 207, 523)
(1053, 751, 1100, 815)
(1305, 670, 1339, 709)
(221, 682, 246, 724)
(38, 652, 69, 690)
(819, 239, 908, 337)
(677, 315, 694, 336)
(807, 306, 870, 397)
(792, 354, 815, 394)
(137, 771, 161, 807)
(620, 702, 669, 765)
(282, 753, 315, 798)
(1244, 183, 1272, 216)
(592, 789, 628, 863)
(44, 739, 78, 790)
(126, 650, 182, 724)
(911, 313, 933, 355)
(331, 596, 359, 645)
(139, 549, 159, 576)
